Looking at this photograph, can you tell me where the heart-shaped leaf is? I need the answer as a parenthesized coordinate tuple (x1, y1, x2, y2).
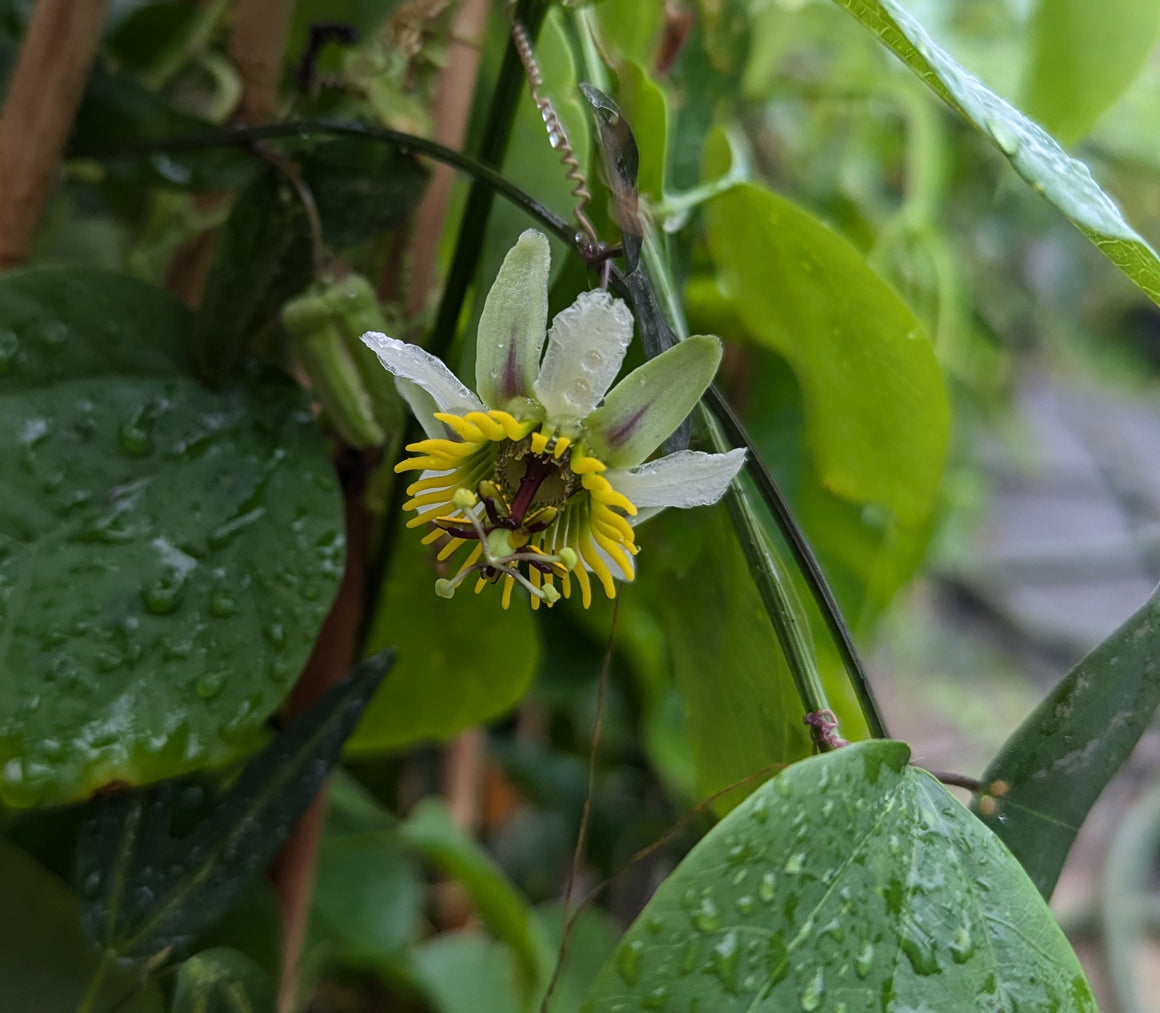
(0, 268, 344, 806)
(582, 741, 1094, 1011)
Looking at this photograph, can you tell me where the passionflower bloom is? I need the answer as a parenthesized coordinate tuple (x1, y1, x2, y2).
(361, 230, 745, 608)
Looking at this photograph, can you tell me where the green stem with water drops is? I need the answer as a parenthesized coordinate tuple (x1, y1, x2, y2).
(73, 953, 112, 1013)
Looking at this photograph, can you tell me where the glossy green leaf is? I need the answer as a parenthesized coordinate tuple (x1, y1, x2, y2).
(76, 652, 391, 959)
(349, 514, 539, 754)
(0, 268, 343, 807)
(638, 505, 812, 809)
(170, 948, 275, 1013)
(399, 797, 546, 982)
(831, 0, 1160, 304)
(972, 585, 1160, 899)
(582, 741, 1095, 1012)
(703, 151, 948, 527)
(1023, 0, 1160, 145)
(0, 838, 163, 1013)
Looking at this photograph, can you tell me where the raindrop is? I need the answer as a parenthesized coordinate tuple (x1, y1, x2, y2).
(784, 853, 805, 874)
(679, 939, 697, 975)
(0, 328, 20, 374)
(616, 940, 644, 986)
(641, 986, 668, 1011)
(691, 895, 720, 932)
(195, 672, 227, 700)
(581, 349, 604, 370)
(986, 117, 1021, 157)
(750, 792, 769, 823)
(725, 836, 750, 864)
(645, 914, 664, 935)
(950, 926, 975, 964)
(800, 968, 824, 1011)
(855, 941, 874, 979)
(759, 871, 776, 902)
(81, 868, 102, 897)
(141, 573, 187, 615)
(900, 929, 939, 976)
(565, 377, 592, 407)
(709, 930, 739, 994)
(210, 590, 238, 618)
(736, 895, 754, 915)
(119, 413, 155, 457)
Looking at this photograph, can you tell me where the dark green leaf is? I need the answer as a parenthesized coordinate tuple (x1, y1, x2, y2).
(300, 137, 429, 250)
(76, 651, 392, 959)
(349, 514, 539, 755)
(0, 838, 163, 1012)
(831, 0, 1160, 304)
(582, 741, 1095, 1011)
(0, 268, 343, 807)
(170, 948, 275, 1013)
(972, 585, 1160, 899)
(703, 138, 949, 527)
(191, 167, 315, 382)
(1022, 0, 1160, 145)
(399, 797, 546, 982)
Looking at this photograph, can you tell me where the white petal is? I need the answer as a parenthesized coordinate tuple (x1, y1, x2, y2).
(475, 230, 550, 409)
(610, 448, 746, 523)
(533, 290, 634, 423)
(361, 332, 484, 436)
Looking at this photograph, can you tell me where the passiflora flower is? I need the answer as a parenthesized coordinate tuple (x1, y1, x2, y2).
(361, 230, 745, 608)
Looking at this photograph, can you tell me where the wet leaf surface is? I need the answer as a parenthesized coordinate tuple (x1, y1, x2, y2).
(583, 741, 1094, 1012)
(0, 268, 343, 805)
(973, 584, 1160, 898)
(76, 652, 391, 960)
(832, 0, 1160, 304)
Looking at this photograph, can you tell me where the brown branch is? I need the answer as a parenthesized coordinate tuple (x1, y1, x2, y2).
(0, 0, 110, 271)
(228, 0, 298, 125)
(403, 0, 490, 317)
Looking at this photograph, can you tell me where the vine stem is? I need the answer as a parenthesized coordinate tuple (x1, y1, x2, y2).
(73, 953, 112, 1013)
(0, 0, 110, 270)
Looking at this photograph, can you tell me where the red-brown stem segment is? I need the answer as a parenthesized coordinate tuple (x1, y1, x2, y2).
(270, 474, 370, 1012)
(0, 0, 111, 270)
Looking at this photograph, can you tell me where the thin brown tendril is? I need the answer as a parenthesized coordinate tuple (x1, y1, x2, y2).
(506, 1, 599, 250)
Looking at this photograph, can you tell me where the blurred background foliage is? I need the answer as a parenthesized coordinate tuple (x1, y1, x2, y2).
(3, 0, 1160, 1009)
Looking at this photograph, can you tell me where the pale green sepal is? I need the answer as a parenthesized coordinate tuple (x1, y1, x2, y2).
(611, 448, 746, 523)
(361, 332, 484, 438)
(584, 334, 722, 468)
(533, 289, 635, 423)
(475, 230, 551, 409)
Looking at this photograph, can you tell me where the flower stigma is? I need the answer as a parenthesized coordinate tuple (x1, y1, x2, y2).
(397, 409, 636, 609)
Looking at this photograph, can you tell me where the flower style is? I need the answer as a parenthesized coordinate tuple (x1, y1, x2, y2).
(361, 230, 746, 608)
